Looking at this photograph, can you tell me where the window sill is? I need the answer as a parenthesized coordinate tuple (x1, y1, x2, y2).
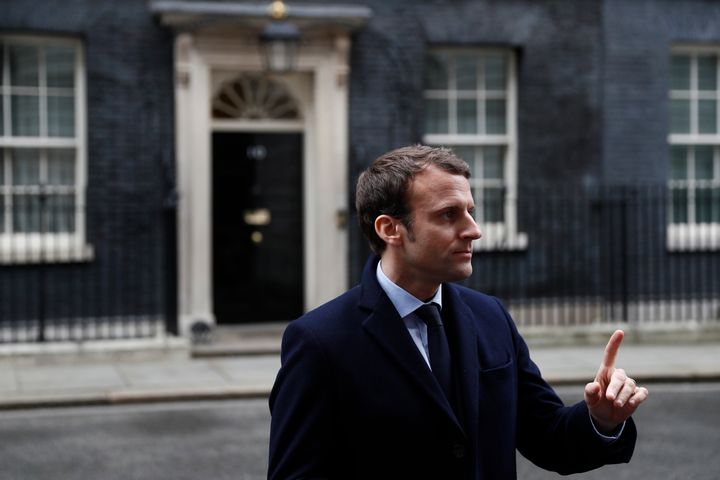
(0, 243, 94, 264)
(473, 228, 528, 252)
(667, 224, 720, 252)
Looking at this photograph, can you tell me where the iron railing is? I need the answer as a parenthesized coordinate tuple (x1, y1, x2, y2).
(464, 184, 720, 327)
(0, 195, 175, 343)
(1, 184, 718, 342)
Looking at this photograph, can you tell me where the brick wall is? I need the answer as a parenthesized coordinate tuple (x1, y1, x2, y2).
(602, 0, 720, 183)
(346, 0, 605, 281)
(0, 0, 175, 326)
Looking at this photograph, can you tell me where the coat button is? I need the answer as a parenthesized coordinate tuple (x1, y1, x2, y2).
(451, 443, 466, 458)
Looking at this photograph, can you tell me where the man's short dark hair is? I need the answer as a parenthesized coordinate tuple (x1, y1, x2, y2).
(355, 144, 471, 254)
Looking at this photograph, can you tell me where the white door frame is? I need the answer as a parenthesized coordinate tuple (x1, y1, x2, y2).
(174, 33, 351, 334)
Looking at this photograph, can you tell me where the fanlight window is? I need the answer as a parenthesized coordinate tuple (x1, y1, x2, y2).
(212, 75, 301, 120)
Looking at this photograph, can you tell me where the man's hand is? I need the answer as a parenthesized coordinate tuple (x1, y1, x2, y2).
(583, 330, 649, 433)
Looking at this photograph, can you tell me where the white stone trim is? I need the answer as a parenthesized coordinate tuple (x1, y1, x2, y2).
(667, 223, 720, 251)
(174, 33, 350, 335)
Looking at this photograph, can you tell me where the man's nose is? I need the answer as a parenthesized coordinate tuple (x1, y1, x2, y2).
(462, 212, 482, 240)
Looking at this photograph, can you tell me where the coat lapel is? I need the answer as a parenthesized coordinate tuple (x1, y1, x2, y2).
(442, 284, 482, 458)
(358, 256, 463, 431)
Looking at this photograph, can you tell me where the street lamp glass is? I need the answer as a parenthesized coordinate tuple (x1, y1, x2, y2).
(260, 21, 300, 72)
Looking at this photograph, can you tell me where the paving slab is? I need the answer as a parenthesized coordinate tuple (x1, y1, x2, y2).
(116, 360, 228, 389)
(531, 343, 720, 385)
(0, 364, 17, 393)
(15, 363, 126, 394)
(209, 356, 280, 382)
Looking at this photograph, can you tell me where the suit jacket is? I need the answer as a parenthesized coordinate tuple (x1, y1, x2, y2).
(268, 256, 636, 479)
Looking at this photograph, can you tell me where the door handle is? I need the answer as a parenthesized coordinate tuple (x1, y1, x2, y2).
(244, 208, 272, 226)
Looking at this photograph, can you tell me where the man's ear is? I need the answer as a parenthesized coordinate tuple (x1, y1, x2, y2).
(374, 215, 403, 247)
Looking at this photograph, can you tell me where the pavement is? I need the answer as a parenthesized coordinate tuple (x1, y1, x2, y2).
(1, 322, 720, 410)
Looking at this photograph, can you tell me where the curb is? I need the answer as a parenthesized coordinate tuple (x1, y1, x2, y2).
(546, 372, 720, 386)
(0, 387, 271, 410)
(190, 345, 280, 358)
(3, 373, 719, 411)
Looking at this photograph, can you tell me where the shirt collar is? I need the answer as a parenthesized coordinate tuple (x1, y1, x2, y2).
(376, 260, 442, 319)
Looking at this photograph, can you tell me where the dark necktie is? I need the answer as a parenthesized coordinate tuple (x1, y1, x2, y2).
(415, 303, 452, 400)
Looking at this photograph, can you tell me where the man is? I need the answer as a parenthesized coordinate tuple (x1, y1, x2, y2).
(268, 145, 648, 479)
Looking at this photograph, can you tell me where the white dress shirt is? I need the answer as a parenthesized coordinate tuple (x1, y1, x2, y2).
(376, 260, 440, 368)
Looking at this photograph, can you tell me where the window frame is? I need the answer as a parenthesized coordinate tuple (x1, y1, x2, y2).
(668, 45, 720, 251)
(0, 34, 91, 263)
(423, 47, 526, 251)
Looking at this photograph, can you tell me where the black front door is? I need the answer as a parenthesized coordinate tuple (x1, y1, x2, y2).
(212, 132, 304, 323)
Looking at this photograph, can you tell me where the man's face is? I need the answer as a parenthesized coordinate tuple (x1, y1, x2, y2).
(395, 165, 482, 289)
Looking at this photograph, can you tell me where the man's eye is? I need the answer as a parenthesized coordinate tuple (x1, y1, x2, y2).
(442, 210, 456, 219)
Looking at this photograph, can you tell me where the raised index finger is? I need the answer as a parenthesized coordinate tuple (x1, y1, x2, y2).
(601, 329, 625, 368)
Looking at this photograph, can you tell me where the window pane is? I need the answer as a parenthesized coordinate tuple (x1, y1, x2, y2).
(0, 44, 3, 135)
(457, 99, 477, 134)
(9, 44, 39, 87)
(425, 52, 448, 90)
(483, 187, 505, 222)
(671, 146, 688, 179)
(47, 95, 75, 137)
(670, 99, 690, 134)
(671, 55, 690, 91)
(456, 55, 477, 90)
(1, 152, 5, 233)
(451, 146, 475, 175)
(47, 149, 75, 186)
(11, 95, 40, 136)
(46, 45, 75, 88)
(424, 98, 448, 134)
(12, 194, 40, 232)
(695, 146, 714, 180)
(12, 149, 40, 185)
(695, 188, 714, 223)
(698, 55, 717, 91)
(486, 99, 506, 134)
(483, 146, 504, 179)
(671, 188, 688, 223)
(694, 186, 720, 223)
(47, 194, 75, 233)
(484, 54, 506, 91)
(698, 99, 717, 134)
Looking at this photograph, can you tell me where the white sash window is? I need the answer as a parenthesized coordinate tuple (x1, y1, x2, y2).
(0, 36, 90, 263)
(423, 49, 526, 250)
(668, 47, 720, 251)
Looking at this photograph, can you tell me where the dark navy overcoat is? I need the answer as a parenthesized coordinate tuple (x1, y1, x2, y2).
(269, 256, 636, 479)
